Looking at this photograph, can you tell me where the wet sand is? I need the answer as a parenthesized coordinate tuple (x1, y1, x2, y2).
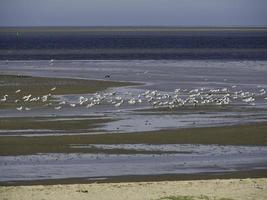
(1, 178, 267, 200)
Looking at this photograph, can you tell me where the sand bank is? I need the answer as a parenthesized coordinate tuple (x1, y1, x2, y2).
(1, 178, 266, 200)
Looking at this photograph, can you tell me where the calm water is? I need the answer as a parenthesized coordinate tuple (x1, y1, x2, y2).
(1, 145, 267, 182)
(1, 27, 267, 60)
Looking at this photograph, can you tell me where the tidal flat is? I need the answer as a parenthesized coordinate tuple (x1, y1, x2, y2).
(0, 59, 266, 184)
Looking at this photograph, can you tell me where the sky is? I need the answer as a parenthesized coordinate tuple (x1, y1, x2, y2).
(0, 0, 267, 27)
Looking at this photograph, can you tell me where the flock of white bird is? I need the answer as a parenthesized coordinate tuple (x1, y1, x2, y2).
(0, 86, 266, 111)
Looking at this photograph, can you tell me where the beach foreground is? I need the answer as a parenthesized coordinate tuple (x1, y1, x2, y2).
(1, 178, 267, 200)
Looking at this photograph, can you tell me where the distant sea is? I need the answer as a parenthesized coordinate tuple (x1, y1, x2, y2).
(0, 27, 267, 60)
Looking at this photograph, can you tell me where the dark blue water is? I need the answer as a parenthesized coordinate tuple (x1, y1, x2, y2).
(0, 27, 267, 60)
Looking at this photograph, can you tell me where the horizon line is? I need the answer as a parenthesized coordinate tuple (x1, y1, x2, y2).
(1, 26, 267, 33)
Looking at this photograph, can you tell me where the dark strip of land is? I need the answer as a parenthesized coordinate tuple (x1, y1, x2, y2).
(1, 27, 267, 32)
(0, 122, 266, 155)
(0, 74, 135, 96)
(0, 74, 138, 109)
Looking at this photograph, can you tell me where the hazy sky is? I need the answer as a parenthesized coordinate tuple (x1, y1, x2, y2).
(1, 0, 267, 26)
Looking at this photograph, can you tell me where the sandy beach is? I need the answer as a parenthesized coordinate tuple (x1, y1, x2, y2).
(1, 178, 267, 200)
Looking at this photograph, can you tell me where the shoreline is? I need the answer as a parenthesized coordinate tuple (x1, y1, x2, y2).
(1, 169, 267, 186)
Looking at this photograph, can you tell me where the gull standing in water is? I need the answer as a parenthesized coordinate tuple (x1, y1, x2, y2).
(115, 100, 124, 107)
(0, 95, 8, 102)
(54, 106, 62, 110)
(50, 87, 56, 91)
(16, 106, 23, 111)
